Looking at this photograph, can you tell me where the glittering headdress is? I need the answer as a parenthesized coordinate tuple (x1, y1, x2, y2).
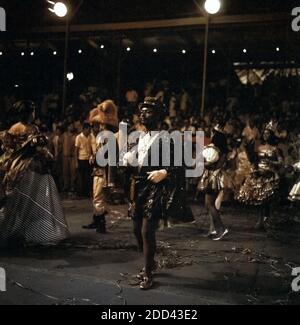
(265, 120, 278, 134)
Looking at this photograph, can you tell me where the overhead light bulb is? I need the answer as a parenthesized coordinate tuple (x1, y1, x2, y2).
(67, 72, 74, 81)
(49, 2, 68, 18)
(204, 0, 221, 15)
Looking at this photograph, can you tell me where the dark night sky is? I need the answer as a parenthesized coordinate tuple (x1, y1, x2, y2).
(0, 0, 299, 101)
(0, 0, 298, 31)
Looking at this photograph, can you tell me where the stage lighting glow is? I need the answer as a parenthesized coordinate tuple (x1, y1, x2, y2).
(153, 48, 158, 53)
(100, 45, 105, 49)
(30, 52, 34, 56)
(126, 47, 131, 52)
(276, 47, 280, 52)
(21, 52, 25, 56)
(53, 51, 57, 55)
(0, 52, 2, 56)
(182, 49, 186, 54)
(212, 49, 216, 54)
(243, 49, 247, 53)
(78, 49, 83, 54)
(204, 0, 221, 15)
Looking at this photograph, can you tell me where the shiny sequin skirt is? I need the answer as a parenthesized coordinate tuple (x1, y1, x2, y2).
(288, 181, 300, 201)
(128, 178, 167, 220)
(235, 170, 280, 205)
(197, 168, 234, 194)
(0, 170, 69, 247)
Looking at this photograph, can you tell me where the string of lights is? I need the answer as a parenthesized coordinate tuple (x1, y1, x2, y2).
(0, 47, 282, 56)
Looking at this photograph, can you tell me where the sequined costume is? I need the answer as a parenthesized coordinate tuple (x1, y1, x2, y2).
(125, 97, 181, 290)
(125, 131, 178, 221)
(197, 130, 233, 194)
(236, 146, 282, 205)
(288, 162, 300, 202)
(0, 125, 69, 246)
(196, 126, 231, 240)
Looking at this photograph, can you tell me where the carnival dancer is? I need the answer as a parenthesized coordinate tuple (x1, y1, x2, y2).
(288, 161, 300, 202)
(123, 97, 178, 290)
(82, 100, 119, 234)
(236, 122, 283, 230)
(197, 119, 232, 240)
(0, 100, 69, 246)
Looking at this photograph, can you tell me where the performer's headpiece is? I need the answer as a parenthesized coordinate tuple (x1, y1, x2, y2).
(89, 100, 119, 129)
(265, 120, 278, 134)
(138, 97, 168, 120)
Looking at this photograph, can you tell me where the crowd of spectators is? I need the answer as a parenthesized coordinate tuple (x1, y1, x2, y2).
(0, 73, 299, 200)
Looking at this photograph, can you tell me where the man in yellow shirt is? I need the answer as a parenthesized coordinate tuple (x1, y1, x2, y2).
(75, 122, 92, 197)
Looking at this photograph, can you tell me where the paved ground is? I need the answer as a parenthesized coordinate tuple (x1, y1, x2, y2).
(0, 197, 300, 305)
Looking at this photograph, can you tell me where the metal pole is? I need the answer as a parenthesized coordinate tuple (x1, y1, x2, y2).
(62, 17, 70, 116)
(116, 38, 122, 104)
(201, 15, 210, 118)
